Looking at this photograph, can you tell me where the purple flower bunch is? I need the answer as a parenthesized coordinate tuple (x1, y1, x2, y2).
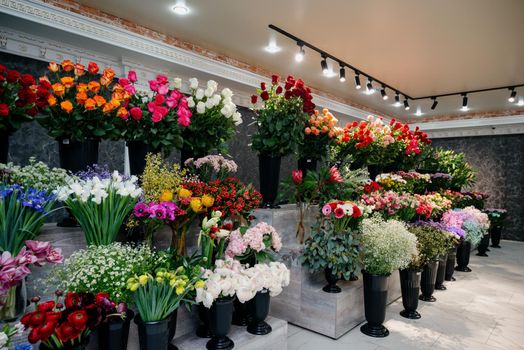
(76, 164, 130, 181)
(133, 201, 181, 222)
(0, 185, 56, 213)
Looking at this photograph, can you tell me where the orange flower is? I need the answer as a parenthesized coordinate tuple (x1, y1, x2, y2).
(100, 75, 111, 87)
(102, 102, 114, 114)
(103, 67, 115, 80)
(87, 81, 101, 94)
(112, 83, 124, 93)
(60, 100, 73, 113)
(39, 76, 51, 85)
(47, 95, 57, 107)
(74, 63, 85, 76)
(52, 83, 65, 97)
(48, 62, 60, 73)
(87, 62, 99, 74)
(76, 83, 88, 94)
(93, 95, 106, 107)
(116, 107, 129, 120)
(85, 98, 96, 111)
(76, 92, 88, 105)
(111, 91, 124, 102)
(110, 98, 121, 108)
(61, 60, 74, 72)
(60, 77, 75, 89)
(305, 127, 311, 135)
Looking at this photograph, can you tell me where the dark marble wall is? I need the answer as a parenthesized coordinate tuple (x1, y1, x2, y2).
(432, 135, 524, 241)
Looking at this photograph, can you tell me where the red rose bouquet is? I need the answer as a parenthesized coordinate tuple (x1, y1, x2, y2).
(0, 64, 37, 134)
(21, 291, 127, 349)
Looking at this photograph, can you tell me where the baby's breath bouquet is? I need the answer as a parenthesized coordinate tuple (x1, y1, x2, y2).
(47, 242, 159, 303)
(0, 157, 71, 191)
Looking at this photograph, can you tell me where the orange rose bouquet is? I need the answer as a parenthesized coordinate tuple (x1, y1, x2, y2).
(36, 60, 124, 141)
(300, 108, 342, 161)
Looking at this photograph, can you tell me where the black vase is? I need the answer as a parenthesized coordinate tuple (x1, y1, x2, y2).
(456, 240, 472, 272)
(399, 269, 422, 319)
(97, 309, 134, 350)
(360, 272, 389, 338)
(0, 130, 8, 164)
(196, 303, 213, 338)
(180, 147, 205, 168)
(322, 268, 341, 293)
(367, 164, 383, 181)
(206, 297, 234, 350)
(127, 141, 160, 176)
(232, 297, 249, 326)
(167, 309, 178, 350)
(490, 225, 502, 248)
(435, 255, 448, 291)
(445, 247, 457, 281)
(58, 138, 99, 173)
(258, 154, 281, 209)
(477, 234, 490, 257)
(297, 157, 318, 175)
(419, 261, 438, 302)
(135, 314, 170, 350)
(247, 289, 272, 335)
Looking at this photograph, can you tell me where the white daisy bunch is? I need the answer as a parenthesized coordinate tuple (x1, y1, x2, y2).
(0, 157, 71, 192)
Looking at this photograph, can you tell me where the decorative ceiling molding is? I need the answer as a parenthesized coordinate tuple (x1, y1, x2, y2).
(416, 115, 524, 138)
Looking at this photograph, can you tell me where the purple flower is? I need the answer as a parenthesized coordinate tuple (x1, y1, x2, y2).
(133, 202, 149, 218)
(149, 204, 167, 220)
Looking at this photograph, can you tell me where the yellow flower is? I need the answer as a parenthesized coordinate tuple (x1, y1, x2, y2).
(190, 198, 203, 213)
(195, 280, 205, 289)
(128, 283, 140, 292)
(169, 278, 178, 288)
(138, 275, 149, 286)
(178, 188, 192, 199)
(175, 286, 185, 295)
(201, 194, 214, 208)
(156, 277, 164, 284)
(159, 190, 174, 202)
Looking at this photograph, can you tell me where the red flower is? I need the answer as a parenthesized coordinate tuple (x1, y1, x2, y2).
(334, 207, 345, 219)
(56, 321, 81, 343)
(275, 86, 283, 94)
(130, 107, 142, 121)
(19, 73, 36, 87)
(328, 166, 343, 183)
(271, 74, 279, 84)
(28, 327, 40, 344)
(0, 104, 9, 117)
(0, 64, 5, 74)
(46, 311, 62, 322)
(64, 292, 79, 308)
(251, 95, 258, 104)
(260, 82, 266, 90)
(37, 300, 55, 312)
(6, 70, 20, 83)
(292, 169, 303, 185)
(352, 205, 362, 218)
(87, 62, 99, 74)
(22, 311, 46, 328)
(38, 320, 58, 341)
(260, 91, 269, 101)
(95, 292, 110, 304)
(67, 310, 88, 331)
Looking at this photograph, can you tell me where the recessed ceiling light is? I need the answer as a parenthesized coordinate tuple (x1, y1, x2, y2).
(265, 43, 281, 53)
(171, 1, 189, 15)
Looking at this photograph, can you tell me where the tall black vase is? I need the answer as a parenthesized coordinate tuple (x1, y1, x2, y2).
(297, 157, 318, 175)
(445, 247, 457, 281)
(367, 164, 383, 180)
(399, 269, 422, 319)
(168, 309, 178, 350)
(196, 303, 213, 338)
(246, 289, 272, 335)
(232, 297, 249, 326)
(360, 272, 390, 338)
(456, 240, 472, 272)
(97, 310, 134, 350)
(322, 268, 341, 293)
(134, 314, 170, 350)
(435, 255, 448, 291)
(127, 141, 160, 176)
(0, 130, 8, 164)
(206, 297, 234, 350)
(477, 234, 490, 256)
(419, 261, 438, 302)
(58, 138, 99, 173)
(258, 154, 281, 209)
(490, 226, 502, 248)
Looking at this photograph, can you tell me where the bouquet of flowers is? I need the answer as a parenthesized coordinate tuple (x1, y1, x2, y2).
(483, 208, 507, 229)
(57, 171, 141, 245)
(198, 211, 233, 268)
(423, 192, 453, 217)
(184, 155, 238, 182)
(376, 171, 431, 193)
(21, 291, 127, 348)
(0, 64, 38, 134)
(375, 173, 408, 191)
(0, 184, 57, 254)
(321, 200, 364, 232)
(251, 75, 315, 157)
(458, 191, 489, 209)
(133, 201, 184, 245)
(225, 222, 282, 263)
(407, 222, 456, 269)
(238, 262, 290, 301)
(181, 78, 242, 156)
(360, 190, 418, 221)
(0, 157, 71, 192)
(439, 190, 465, 208)
(300, 108, 342, 160)
(36, 60, 124, 141)
(115, 72, 192, 151)
(418, 148, 476, 190)
(440, 207, 489, 245)
(140, 153, 186, 203)
(0, 322, 24, 349)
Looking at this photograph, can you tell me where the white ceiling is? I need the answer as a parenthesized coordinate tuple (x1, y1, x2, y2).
(38, 0, 524, 119)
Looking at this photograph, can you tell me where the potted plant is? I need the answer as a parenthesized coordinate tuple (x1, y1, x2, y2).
(484, 208, 507, 248)
(0, 65, 38, 163)
(114, 72, 192, 175)
(179, 78, 242, 164)
(251, 75, 315, 208)
(359, 216, 417, 337)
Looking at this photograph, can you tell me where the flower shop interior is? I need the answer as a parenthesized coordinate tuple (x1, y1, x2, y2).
(0, 0, 523, 349)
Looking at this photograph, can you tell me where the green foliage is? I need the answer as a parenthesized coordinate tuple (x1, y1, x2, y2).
(418, 147, 476, 189)
(0, 157, 71, 191)
(408, 225, 453, 269)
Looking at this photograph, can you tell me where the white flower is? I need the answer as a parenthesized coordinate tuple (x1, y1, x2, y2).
(0, 332, 7, 347)
(196, 101, 206, 114)
(173, 77, 182, 89)
(232, 111, 243, 125)
(205, 98, 215, 109)
(220, 104, 233, 118)
(207, 80, 218, 92)
(195, 88, 205, 100)
(187, 96, 195, 108)
(221, 88, 233, 99)
(204, 87, 214, 98)
(212, 94, 222, 105)
(217, 229, 230, 239)
(189, 77, 199, 90)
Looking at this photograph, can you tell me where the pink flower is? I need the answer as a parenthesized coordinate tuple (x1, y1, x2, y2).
(334, 207, 345, 219)
(177, 107, 192, 126)
(128, 70, 137, 83)
(155, 94, 165, 106)
(148, 80, 158, 92)
(157, 106, 169, 118)
(45, 248, 64, 264)
(150, 204, 167, 220)
(133, 202, 149, 218)
(156, 75, 168, 84)
(328, 166, 343, 183)
(14, 247, 37, 266)
(26, 241, 51, 259)
(292, 170, 303, 185)
(166, 95, 179, 109)
(124, 84, 136, 95)
(118, 78, 130, 86)
(322, 204, 332, 216)
(147, 102, 156, 114)
(157, 84, 169, 95)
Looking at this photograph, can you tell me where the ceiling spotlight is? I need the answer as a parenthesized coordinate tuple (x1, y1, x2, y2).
(339, 66, 346, 82)
(265, 43, 281, 53)
(518, 98, 524, 106)
(430, 97, 438, 110)
(415, 107, 422, 116)
(320, 56, 328, 75)
(461, 94, 469, 111)
(508, 88, 517, 103)
(394, 92, 401, 107)
(171, 1, 190, 15)
(404, 97, 410, 110)
(295, 43, 305, 62)
(354, 72, 361, 89)
(380, 85, 388, 100)
(366, 78, 375, 94)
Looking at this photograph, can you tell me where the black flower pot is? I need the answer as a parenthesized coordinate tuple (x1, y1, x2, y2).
(206, 297, 234, 350)
(97, 309, 134, 350)
(58, 138, 99, 173)
(168, 309, 178, 350)
(445, 247, 457, 281)
(399, 269, 422, 319)
(367, 164, 383, 181)
(196, 303, 213, 338)
(322, 268, 341, 293)
(490, 225, 502, 248)
(0, 130, 8, 164)
(360, 271, 389, 338)
(127, 141, 160, 176)
(419, 261, 438, 302)
(180, 148, 205, 168)
(297, 157, 318, 175)
(258, 154, 281, 209)
(435, 255, 448, 291)
(477, 234, 490, 257)
(456, 240, 472, 272)
(232, 297, 249, 326)
(40, 337, 90, 350)
(135, 314, 170, 350)
(247, 289, 272, 335)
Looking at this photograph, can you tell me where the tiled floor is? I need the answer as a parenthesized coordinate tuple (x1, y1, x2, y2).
(287, 240, 524, 350)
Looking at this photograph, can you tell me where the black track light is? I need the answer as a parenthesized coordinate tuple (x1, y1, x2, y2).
(394, 92, 401, 107)
(339, 66, 346, 82)
(354, 72, 361, 89)
(380, 85, 388, 100)
(295, 43, 305, 62)
(461, 94, 468, 111)
(431, 97, 438, 110)
(508, 88, 517, 103)
(404, 97, 410, 110)
(320, 56, 328, 75)
(366, 78, 375, 93)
